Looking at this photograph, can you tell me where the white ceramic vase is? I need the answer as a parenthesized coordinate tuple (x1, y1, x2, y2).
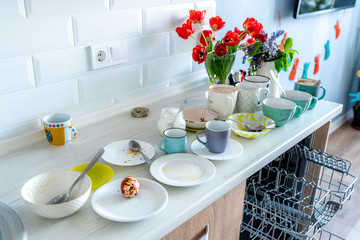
(256, 61, 281, 98)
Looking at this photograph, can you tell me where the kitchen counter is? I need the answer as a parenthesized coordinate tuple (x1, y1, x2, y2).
(0, 84, 342, 240)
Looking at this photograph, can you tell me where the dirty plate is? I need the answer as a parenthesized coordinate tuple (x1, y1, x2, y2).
(91, 178, 168, 222)
(102, 140, 155, 166)
(0, 201, 27, 240)
(227, 113, 274, 139)
(183, 108, 216, 129)
(150, 153, 215, 187)
(71, 163, 114, 189)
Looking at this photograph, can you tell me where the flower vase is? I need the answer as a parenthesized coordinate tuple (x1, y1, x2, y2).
(205, 52, 236, 86)
(256, 61, 281, 98)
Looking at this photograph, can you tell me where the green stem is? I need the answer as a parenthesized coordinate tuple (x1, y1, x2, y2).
(197, 22, 208, 47)
(238, 41, 256, 50)
(190, 35, 203, 46)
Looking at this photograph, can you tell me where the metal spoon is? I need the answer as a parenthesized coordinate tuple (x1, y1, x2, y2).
(46, 148, 105, 205)
(129, 140, 152, 165)
(172, 99, 187, 127)
(313, 79, 321, 86)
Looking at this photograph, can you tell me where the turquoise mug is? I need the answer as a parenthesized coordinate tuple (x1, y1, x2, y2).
(281, 90, 318, 116)
(263, 98, 302, 127)
(294, 78, 326, 109)
(158, 128, 187, 154)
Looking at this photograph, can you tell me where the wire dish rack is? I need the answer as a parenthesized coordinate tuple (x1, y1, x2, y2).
(241, 144, 357, 240)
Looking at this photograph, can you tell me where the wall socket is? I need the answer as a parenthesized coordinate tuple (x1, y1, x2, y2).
(90, 43, 127, 70)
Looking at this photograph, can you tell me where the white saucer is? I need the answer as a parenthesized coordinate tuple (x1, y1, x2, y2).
(91, 178, 168, 222)
(102, 140, 155, 166)
(191, 137, 244, 160)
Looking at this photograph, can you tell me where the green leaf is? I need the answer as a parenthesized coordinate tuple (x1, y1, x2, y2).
(274, 59, 283, 73)
(249, 42, 263, 57)
(284, 38, 293, 50)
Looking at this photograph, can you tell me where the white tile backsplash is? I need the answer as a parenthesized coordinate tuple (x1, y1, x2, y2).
(25, 0, 108, 17)
(0, 56, 35, 95)
(0, 0, 26, 21)
(195, 1, 216, 24)
(110, 0, 169, 9)
(144, 53, 192, 85)
(143, 3, 194, 35)
(72, 9, 142, 46)
(78, 64, 142, 104)
(0, 1, 211, 140)
(0, 80, 79, 130)
(0, 16, 74, 59)
(33, 47, 90, 85)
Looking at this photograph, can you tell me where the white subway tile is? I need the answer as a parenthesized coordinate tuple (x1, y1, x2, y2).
(110, 0, 169, 9)
(192, 60, 206, 72)
(0, 17, 73, 59)
(143, 3, 194, 35)
(0, 119, 41, 142)
(144, 53, 192, 85)
(171, 0, 214, 3)
(0, 80, 79, 129)
(0, 0, 26, 21)
(73, 9, 142, 46)
(125, 33, 170, 63)
(33, 47, 89, 85)
(171, 29, 205, 55)
(195, 1, 216, 24)
(0, 56, 35, 95)
(78, 64, 142, 104)
(25, 0, 107, 17)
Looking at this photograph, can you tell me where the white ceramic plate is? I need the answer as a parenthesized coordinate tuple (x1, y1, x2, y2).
(0, 201, 27, 240)
(150, 153, 216, 187)
(91, 178, 168, 222)
(102, 140, 155, 166)
(191, 138, 244, 160)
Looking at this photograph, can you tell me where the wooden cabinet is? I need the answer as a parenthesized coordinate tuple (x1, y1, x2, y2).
(162, 181, 246, 240)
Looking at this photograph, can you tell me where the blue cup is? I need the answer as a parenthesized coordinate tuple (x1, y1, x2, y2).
(158, 128, 187, 154)
(294, 78, 326, 109)
(195, 120, 230, 153)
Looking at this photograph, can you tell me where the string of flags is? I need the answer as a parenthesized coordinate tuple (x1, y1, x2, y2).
(288, 20, 340, 81)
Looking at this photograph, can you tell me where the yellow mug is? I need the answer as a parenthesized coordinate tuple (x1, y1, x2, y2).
(42, 113, 77, 146)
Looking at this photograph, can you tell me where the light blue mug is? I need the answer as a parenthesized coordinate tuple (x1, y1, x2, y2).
(263, 98, 302, 127)
(281, 90, 318, 116)
(158, 128, 187, 154)
(294, 78, 326, 109)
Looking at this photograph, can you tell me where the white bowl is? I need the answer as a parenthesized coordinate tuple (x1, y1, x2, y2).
(21, 170, 91, 219)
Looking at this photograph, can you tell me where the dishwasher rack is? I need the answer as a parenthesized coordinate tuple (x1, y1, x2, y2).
(240, 144, 357, 240)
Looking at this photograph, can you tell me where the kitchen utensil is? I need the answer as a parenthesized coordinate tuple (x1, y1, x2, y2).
(208, 84, 238, 117)
(182, 107, 216, 129)
(281, 90, 318, 116)
(47, 148, 104, 205)
(263, 98, 302, 127)
(158, 128, 187, 154)
(42, 113, 77, 146)
(196, 120, 231, 154)
(129, 140, 152, 164)
(172, 99, 187, 127)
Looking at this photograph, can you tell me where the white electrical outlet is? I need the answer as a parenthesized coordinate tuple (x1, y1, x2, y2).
(90, 46, 110, 70)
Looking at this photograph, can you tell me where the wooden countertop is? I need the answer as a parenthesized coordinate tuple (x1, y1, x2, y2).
(0, 84, 342, 240)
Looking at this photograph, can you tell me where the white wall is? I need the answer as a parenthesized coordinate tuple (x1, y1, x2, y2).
(0, 0, 214, 141)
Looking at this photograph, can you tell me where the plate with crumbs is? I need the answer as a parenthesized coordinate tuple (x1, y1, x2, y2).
(102, 140, 155, 166)
(182, 108, 216, 129)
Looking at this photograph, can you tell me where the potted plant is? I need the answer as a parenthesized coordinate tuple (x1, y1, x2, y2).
(350, 69, 360, 130)
(175, 11, 264, 86)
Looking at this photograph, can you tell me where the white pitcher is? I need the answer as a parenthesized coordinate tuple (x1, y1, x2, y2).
(235, 82, 269, 113)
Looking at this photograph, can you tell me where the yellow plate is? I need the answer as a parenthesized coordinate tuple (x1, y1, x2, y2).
(71, 163, 114, 189)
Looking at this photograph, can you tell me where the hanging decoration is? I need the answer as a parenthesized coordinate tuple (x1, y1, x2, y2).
(289, 58, 299, 80)
(335, 20, 341, 39)
(279, 32, 287, 51)
(324, 40, 330, 60)
(314, 55, 320, 75)
(349, 92, 360, 103)
(302, 62, 310, 78)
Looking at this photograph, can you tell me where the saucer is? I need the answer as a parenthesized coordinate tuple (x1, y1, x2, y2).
(191, 137, 244, 160)
(71, 163, 114, 189)
(183, 108, 216, 129)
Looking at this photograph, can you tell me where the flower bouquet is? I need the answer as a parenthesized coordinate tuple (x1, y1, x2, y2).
(175, 11, 265, 85)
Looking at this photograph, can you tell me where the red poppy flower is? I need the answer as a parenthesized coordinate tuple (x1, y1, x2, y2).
(223, 31, 240, 46)
(209, 16, 225, 31)
(243, 18, 263, 37)
(176, 19, 195, 39)
(192, 45, 208, 64)
(234, 27, 247, 40)
(200, 30, 215, 46)
(189, 10, 206, 24)
(214, 43, 228, 57)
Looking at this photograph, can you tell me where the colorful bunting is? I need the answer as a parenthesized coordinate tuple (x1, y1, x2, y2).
(289, 58, 299, 80)
(349, 92, 360, 103)
(335, 20, 340, 39)
(314, 55, 320, 75)
(279, 32, 287, 51)
(325, 40, 330, 60)
(302, 62, 310, 78)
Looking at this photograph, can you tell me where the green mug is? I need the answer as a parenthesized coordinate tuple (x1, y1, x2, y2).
(294, 78, 326, 109)
(281, 90, 318, 116)
(263, 98, 302, 127)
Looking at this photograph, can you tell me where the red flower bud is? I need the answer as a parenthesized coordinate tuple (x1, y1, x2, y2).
(189, 10, 206, 24)
(223, 31, 240, 46)
(176, 19, 195, 39)
(192, 45, 208, 64)
(246, 38, 255, 45)
(209, 16, 225, 31)
(200, 30, 215, 46)
(214, 43, 228, 57)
